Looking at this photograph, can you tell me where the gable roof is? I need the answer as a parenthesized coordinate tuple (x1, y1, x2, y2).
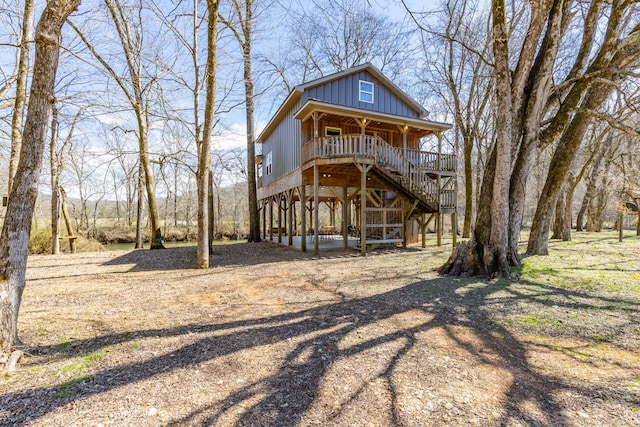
(257, 63, 435, 142)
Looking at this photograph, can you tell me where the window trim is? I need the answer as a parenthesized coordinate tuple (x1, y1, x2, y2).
(325, 126, 342, 136)
(265, 151, 273, 176)
(359, 80, 374, 104)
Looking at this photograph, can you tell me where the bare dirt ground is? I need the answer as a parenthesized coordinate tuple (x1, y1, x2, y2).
(1, 235, 639, 426)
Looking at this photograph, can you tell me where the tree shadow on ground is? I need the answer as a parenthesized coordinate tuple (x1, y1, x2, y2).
(100, 242, 425, 272)
(2, 271, 639, 425)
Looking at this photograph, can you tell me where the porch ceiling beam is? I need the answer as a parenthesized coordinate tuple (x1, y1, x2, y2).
(294, 99, 452, 133)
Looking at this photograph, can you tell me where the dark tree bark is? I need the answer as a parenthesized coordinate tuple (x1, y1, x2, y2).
(0, 0, 81, 354)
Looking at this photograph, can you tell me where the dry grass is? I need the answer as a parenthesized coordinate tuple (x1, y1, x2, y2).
(1, 231, 639, 426)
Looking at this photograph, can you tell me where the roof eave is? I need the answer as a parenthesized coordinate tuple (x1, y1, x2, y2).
(294, 99, 452, 133)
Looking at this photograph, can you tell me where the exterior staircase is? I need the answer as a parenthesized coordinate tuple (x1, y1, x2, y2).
(304, 133, 456, 215)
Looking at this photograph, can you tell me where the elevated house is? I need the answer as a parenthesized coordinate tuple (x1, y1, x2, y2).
(256, 63, 457, 254)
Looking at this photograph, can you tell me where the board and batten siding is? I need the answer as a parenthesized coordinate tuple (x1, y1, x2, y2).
(301, 70, 421, 118)
(261, 98, 303, 187)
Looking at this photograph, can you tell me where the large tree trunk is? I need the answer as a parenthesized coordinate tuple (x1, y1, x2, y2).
(7, 0, 35, 194)
(196, 0, 220, 269)
(0, 0, 80, 354)
(462, 134, 473, 238)
(244, 22, 261, 243)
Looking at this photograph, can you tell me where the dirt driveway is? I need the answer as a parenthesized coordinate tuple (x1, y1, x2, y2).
(1, 239, 639, 426)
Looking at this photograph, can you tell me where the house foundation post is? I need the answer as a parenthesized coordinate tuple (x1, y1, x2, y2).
(451, 212, 457, 247)
(287, 189, 294, 246)
(343, 185, 348, 249)
(313, 164, 319, 255)
(300, 185, 307, 252)
(277, 193, 283, 244)
(262, 199, 266, 240)
(269, 196, 274, 241)
(356, 163, 372, 256)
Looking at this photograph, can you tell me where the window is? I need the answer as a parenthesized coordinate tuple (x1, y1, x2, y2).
(265, 151, 272, 175)
(359, 80, 374, 104)
(325, 126, 341, 136)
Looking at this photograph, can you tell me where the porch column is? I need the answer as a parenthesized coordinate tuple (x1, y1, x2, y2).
(269, 197, 274, 241)
(287, 189, 294, 246)
(312, 112, 319, 138)
(262, 199, 266, 240)
(436, 213, 442, 247)
(421, 213, 426, 248)
(313, 164, 319, 255)
(343, 185, 349, 249)
(451, 212, 457, 247)
(356, 163, 373, 256)
(398, 125, 409, 158)
(277, 193, 283, 244)
(300, 185, 307, 252)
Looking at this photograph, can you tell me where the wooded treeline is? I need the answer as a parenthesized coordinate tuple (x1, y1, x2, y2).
(0, 0, 639, 352)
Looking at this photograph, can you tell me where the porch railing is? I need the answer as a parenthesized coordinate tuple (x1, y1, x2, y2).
(302, 134, 457, 210)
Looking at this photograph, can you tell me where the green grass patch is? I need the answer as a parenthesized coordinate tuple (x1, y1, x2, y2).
(56, 348, 109, 376)
(515, 314, 563, 328)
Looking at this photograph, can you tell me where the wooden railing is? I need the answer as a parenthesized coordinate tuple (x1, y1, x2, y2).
(302, 134, 457, 210)
(405, 150, 456, 172)
(302, 135, 456, 172)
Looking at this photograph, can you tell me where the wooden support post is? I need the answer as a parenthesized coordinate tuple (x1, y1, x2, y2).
(421, 213, 426, 248)
(277, 194, 283, 244)
(269, 197, 274, 241)
(356, 163, 373, 256)
(313, 164, 319, 255)
(619, 211, 624, 242)
(436, 213, 442, 247)
(288, 190, 294, 246)
(451, 212, 457, 247)
(403, 199, 419, 249)
(402, 199, 408, 249)
(343, 185, 349, 249)
(262, 200, 266, 241)
(300, 185, 307, 252)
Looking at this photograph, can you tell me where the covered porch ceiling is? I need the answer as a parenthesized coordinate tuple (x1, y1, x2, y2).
(294, 99, 452, 138)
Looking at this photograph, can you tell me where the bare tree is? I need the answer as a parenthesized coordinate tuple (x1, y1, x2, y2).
(220, 0, 261, 242)
(412, 0, 493, 238)
(195, 0, 220, 268)
(49, 104, 80, 254)
(0, 0, 80, 356)
(68, 0, 166, 249)
(7, 0, 35, 194)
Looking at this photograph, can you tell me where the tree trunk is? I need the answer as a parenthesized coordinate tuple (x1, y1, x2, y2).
(60, 187, 76, 253)
(527, 81, 630, 254)
(483, 0, 512, 276)
(135, 164, 144, 249)
(462, 134, 473, 238)
(576, 147, 604, 231)
(551, 187, 565, 240)
(196, 0, 220, 268)
(563, 174, 575, 241)
(0, 0, 80, 354)
(50, 104, 61, 255)
(8, 0, 35, 194)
